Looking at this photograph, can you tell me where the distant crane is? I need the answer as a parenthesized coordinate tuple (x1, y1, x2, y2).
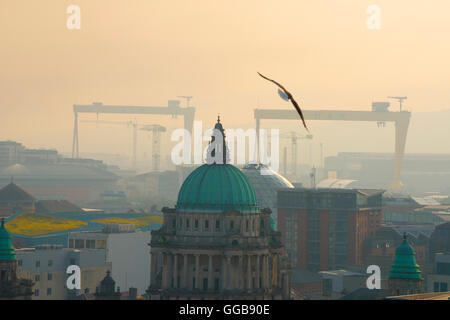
(72, 101, 196, 159)
(388, 96, 407, 112)
(280, 132, 313, 180)
(310, 166, 316, 189)
(177, 96, 193, 107)
(80, 119, 138, 169)
(140, 125, 167, 172)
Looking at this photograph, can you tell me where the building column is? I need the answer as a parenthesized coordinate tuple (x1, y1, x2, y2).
(208, 254, 213, 291)
(183, 254, 188, 289)
(221, 255, 227, 291)
(150, 252, 157, 286)
(247, 255, 252, 290)
(173, 254, 178, 289)
(162, 252, 169, 289)
(226, 255, 232, 290)
(195, 254, 200, 290)
(256, 255, 260, 289)
(238, 255, 243, 290)
(262, 254, 268, 288)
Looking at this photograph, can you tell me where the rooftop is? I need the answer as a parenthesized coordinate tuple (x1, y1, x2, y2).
(0, 182, 35, 202)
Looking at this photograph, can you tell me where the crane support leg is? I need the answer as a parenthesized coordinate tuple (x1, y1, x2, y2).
(72, 112, 79, 158)
(390, 116, 411, 192)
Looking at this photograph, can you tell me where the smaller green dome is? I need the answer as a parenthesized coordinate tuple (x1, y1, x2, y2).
(0, 218, 16, 261)
(389, 233, 421, 280)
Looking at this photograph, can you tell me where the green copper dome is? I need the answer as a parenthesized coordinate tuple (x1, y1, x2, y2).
(176, 164, 259, 213)
(0, 218, 16, 261)
(389, 233, 422, 280)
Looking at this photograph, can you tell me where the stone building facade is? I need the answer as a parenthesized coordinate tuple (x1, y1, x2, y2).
(147, 118, 291, 300)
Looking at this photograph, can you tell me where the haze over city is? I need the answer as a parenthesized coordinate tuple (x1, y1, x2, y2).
(0, 0, 449, 305)
(1, 0, 449, 162)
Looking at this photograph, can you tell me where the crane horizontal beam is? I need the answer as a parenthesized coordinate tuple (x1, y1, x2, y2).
(254, 108, 410, 122)
(74, 104, 195, 116)
(254, 107, 411, 193)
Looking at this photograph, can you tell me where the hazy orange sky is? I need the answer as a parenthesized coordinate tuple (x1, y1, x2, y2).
(0, 1, 449, 163)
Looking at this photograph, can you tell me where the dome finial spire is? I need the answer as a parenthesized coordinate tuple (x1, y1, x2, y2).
(217, 114, 220, 123)
(403, 232, 407, 242)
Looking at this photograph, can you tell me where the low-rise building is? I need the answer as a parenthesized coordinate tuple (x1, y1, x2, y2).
(68, 225, 151, 295)
(319, 269, 368, 299)
(16, 244, 111, 300)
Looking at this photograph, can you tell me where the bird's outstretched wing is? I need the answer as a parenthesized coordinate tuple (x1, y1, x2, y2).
(289, 96, 309, 132)
(257, 72, 309, 132)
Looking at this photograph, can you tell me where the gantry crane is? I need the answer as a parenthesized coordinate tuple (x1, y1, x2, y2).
(72, 100, 195, 159)
(255, 106, 411, 192)
(388, 96, 407, 112)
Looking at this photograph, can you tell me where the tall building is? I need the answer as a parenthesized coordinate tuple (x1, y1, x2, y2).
(388, 233, 424, 296)
(147, 118, 291, 300)
(278, 188, 384, 270)
(0, 218, 33, 299)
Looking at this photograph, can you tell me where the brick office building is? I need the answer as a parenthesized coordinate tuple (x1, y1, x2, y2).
(277, 188, 384, 271)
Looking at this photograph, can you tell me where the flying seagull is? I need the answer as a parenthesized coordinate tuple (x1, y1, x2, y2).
(257, 72, 309, 132)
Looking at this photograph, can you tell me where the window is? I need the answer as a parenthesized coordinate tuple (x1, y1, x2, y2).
(86, 240, 96, 249)
(47, 288, 52, 296)
(35, 261, 40, 268)
(195, 219, 199, 229)
(205, 220, 209, 230)
(48, 260, 53, 267)
(230, 220, 234, 230)
(434, 282, 440, 292)
(69, 239, 74, 248)
(18, 259, 22, 266)
(48, 273, 53, 281)
(186, 218, 190, 229)
(172, 219, 176, 229)
(70, 258, 76, 265)
(74, 239, 84, 249)
(214, 278, 220, 292)
(34, 289, 39, 296)
(97, 240, 106, 249)
(246, 220, 249, 232)
(215, 220, 220, 231)
(35, 274, 40, 282)
(440, 282, 448, 292)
